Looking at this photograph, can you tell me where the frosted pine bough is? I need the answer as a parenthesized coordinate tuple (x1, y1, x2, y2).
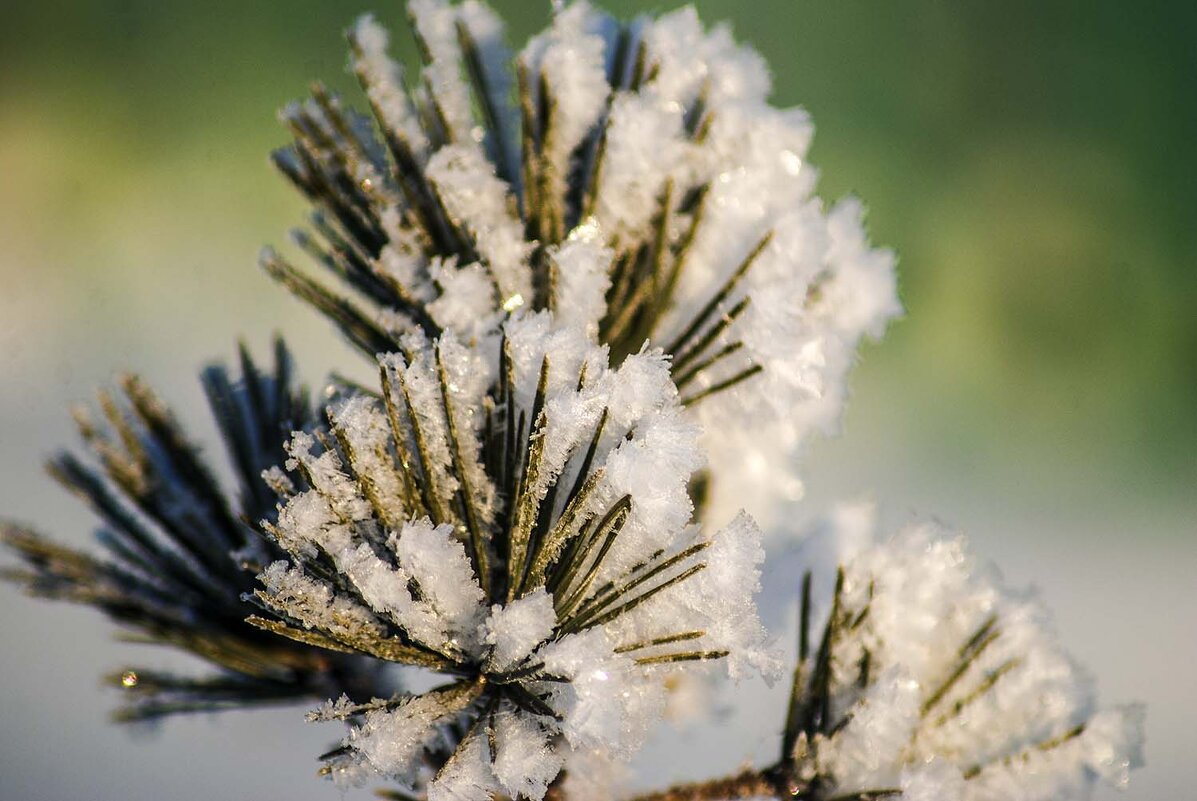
(0, 2, 1144, 800)
(266, 0, 900, 529)
(248, 315, 775, 798)
(774, 507, 1144, 801)
(625, 506, 1144, 801)
(0, 340, 391, 720)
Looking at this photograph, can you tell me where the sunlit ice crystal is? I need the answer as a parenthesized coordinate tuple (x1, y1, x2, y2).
(263, 0, 900, 536)
(249, 313, 777, 799)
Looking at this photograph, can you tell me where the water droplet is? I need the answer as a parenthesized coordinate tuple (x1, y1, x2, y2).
(120, 670, 139, 688)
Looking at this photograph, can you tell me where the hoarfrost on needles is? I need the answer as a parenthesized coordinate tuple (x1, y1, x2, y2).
(269, 0, 902, 531)
(784, 504, 1145, 801)
(0, 3, 1146, 801)
(252, 313, 774, 798)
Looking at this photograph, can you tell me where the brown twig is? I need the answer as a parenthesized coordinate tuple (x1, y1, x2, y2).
(623, 768, 779, 801)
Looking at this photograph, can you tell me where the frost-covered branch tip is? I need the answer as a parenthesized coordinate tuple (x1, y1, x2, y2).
(626, 505, 1145, 801)
(0, 338, 388, 721)
(777, 512, 1144, 801)
(266, 0, 901, 528)
(249, 315, 777, 799)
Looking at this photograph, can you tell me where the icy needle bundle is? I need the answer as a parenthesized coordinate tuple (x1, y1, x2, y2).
(266, 0, 900, 527)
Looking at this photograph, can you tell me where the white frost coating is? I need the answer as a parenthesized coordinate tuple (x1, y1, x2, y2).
(378, 216, 437, 303)
(380, 347, 458, 508)
(408, 0, 476, 145)
(686, 511, 780, 679)
(324, 753, 377, 791)
(383, 329, 498, 523)
(482, 588, 557, 671)
(427, 732, 502, 801)
(284, 431, 373, 524)
(819, 198, 903, 341)
(521, 0, 611, 205)
(599, 510, 782, 683)
(352, 692, 460, 779)
(426, 144, 534, 306)
(308, 516, 466, 652)
(457, 1, 519, 174)
(549, 220, 613, 339)
(642, 6, 771, 109)
(559, 748, 628, 801)
(307, 693, 360, 723)
(332, 540, 447, 648)
(503, 311, 607, 411)
(350, 14, 430, 157)
(592, 92, 687, 241)
(737, 201, 898, 520)
(328, 394, 406, 524)
(594, 10, 896, 530)
(787, 505, 1146, 801)
(260, 465, 294, 496)
(427, 258, 503, 338)
(272, 489, 336, 558)
(432, 332, 500, 523)
(898, 760, 966, 801)
(491, 713, 564, 801)
(299, 2, 902, 536)
(266, 314, 771, 798)
(603, 347, 678, 432)
(432, 330, 497, 418)
(392, 519, 485, 643)
(590, 406, 702, 581)
(819, 667, 922, 789)
(652, 95, 891, 531)
(258, 560, 380, 638)
(533, 378, 608, 501)
(538, 628, 658, 757)
(515, 323, 672, 510)
(1081, 705, 1146, 788)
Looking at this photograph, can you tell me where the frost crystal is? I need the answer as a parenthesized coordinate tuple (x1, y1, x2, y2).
(265, 0, 900, 530)
(772, 506, 1145, 801)
(249, 315, 774, 797)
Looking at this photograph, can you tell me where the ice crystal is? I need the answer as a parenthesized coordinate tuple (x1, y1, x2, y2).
(248, 315, 775, 798)
(771, 505, 1145, 801)
(0, 339, 388, 720)
(265, 0, 900, 529)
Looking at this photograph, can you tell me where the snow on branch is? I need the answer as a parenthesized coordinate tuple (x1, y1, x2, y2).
(264, 0, 902, 531)
(250, 314, 775, 798)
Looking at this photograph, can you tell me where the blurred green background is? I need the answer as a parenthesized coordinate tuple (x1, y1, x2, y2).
(1, 2, 1192, 800)
(2, 0, 1193, 502)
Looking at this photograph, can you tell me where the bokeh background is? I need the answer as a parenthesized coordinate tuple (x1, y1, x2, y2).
(1, 1, 1193, 799)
